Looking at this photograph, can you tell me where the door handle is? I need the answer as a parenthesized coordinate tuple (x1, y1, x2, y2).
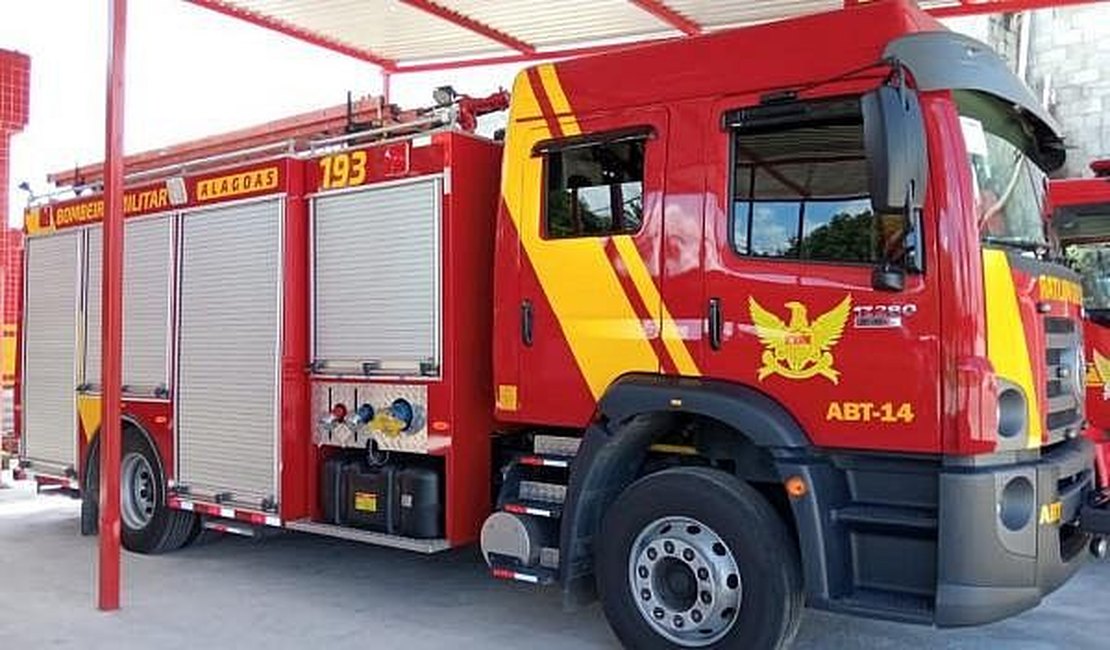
(521, 299, 534, 347)
(708, 298, 722, 351)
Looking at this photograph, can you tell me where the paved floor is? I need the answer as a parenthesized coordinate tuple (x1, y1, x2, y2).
(1, 481, 1109, 649)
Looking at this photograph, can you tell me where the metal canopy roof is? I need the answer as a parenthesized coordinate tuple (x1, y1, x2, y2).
(185, 0, 1102, 74)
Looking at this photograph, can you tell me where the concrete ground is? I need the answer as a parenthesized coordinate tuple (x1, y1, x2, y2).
(1, 481, 1108, 650)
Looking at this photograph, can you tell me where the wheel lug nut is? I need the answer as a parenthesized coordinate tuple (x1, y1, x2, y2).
(664, 541, 675, 554)
(641, 589, 651, 601)
(700, 591, 712, 605)
(647, 548, 658, 561)
(653, 607, 665, 620)
(638, 566, 649, 579)
(683, 549, 695, 562)
(691, 610, 703, 623)
(673, 615, 684, 628)
(697, 568, 709, 581)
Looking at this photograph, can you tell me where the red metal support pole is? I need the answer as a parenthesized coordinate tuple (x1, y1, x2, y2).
(97, 0, 126, 612)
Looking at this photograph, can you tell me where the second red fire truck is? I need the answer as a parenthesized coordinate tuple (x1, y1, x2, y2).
(1052, 159, 1110, 486)
(16, 2, 1110, 648)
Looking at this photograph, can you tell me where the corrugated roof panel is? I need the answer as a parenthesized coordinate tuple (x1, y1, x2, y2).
(233, 0, 516, 61)
(193, 0, 1002, 71)
(442, 0, 677, 48)
(666, 0, 844, 30)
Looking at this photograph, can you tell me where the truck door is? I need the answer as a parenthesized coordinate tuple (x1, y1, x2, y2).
(702, 95, 942, 453)
(512, 107, 670, 427)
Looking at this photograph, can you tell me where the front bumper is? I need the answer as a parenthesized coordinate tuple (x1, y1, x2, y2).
(936, 437, 1097, 626)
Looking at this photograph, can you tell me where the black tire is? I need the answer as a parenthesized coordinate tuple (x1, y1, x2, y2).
(81, 427, 199, 554)
(596, 467, 803, 650)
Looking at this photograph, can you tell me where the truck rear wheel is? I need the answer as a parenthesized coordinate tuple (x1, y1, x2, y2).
(82, 427, 199, 554)
(596, 467, 802, 650)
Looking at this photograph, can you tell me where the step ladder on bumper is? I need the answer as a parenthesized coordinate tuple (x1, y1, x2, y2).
(481, 434, 579, 585)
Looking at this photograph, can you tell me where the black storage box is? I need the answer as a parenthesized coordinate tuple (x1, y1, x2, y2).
(398, 466, 442, 539)
(320, 456, 353, 525)
(343, 464, 397, 534)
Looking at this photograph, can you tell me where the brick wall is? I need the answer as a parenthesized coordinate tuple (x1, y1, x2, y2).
(1026, 5, 1110, 178)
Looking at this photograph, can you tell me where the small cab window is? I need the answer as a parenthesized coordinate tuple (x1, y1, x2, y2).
(730, 99, 901, 265)
(543, 134, 645, 238)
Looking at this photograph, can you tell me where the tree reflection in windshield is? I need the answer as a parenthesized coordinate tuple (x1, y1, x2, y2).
(1066, 244, 1110, 311)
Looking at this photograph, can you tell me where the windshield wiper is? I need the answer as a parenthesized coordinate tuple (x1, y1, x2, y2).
(981, 235, 1046, 252)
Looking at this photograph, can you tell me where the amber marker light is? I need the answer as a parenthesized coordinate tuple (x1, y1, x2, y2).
(785, 476, 807, 499)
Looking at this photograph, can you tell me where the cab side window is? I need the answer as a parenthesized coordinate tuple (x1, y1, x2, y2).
(543, 135, 645, 239)
(729, 99, 897, 264)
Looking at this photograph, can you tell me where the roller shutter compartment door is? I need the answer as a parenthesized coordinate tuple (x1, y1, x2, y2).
(85, 228, 102, 387)
(122, 216, 172, 392)
(313, 177, 441, 374)
(86, 218, 173, 393)
(177, 199, 281, 507)
(23, 233, 79, 469)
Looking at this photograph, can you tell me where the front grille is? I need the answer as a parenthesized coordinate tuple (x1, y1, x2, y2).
(1044, 316, 1083, 439)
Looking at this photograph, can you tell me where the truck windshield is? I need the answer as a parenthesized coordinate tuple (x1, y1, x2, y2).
(1065, 243, 1110, 311)
(956, 92, 1049, 251)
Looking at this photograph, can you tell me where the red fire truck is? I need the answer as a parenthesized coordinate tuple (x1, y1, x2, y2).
(16, 2, 1110, 648)
(1051, 159, 1110, 486)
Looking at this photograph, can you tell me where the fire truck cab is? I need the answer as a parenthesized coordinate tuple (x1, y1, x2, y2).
(1051, 159, 1110, 486)
(16, 2, 1110, 648)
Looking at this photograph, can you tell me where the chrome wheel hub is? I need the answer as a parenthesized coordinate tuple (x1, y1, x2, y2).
(121, 452, 156, 530)
(628, 516, 742, 647)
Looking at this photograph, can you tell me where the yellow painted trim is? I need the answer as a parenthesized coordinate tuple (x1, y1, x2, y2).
(611, 236, 699, 376)
(502, 70, 659, 399)
(536, 64, 581, 137)
(648, 443, 699, 456)
(77, 394, 102, 442)
(982, 249, 1043, 448)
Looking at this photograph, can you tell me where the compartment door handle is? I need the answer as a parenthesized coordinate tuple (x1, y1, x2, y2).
(708, 297, 723, 351)
(521, 299, 534, 347)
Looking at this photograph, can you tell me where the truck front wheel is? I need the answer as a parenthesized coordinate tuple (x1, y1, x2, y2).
(596, 467, 802, 649)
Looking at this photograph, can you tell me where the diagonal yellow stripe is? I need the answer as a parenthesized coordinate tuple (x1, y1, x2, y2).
(501, 69, 657, 400)
(536, 64, 581, 137)
(612, 236, 700, 377)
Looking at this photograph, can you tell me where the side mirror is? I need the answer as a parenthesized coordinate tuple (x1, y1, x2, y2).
(862, 84, 928, 213)
(863, 82, 928, 292)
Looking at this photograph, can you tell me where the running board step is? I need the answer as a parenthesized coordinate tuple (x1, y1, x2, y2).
(491, 563, 558, 585)
(832, 505, 938, 531)
(286, 520, 451, 554)
(533, 434, 581, 458)
(518, 480, 567, 504)
(829, 588, 934, 625)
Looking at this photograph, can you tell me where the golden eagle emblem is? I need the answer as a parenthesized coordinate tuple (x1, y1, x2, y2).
(1089, 349, 1110, 401)
(748, 295, 852, 384)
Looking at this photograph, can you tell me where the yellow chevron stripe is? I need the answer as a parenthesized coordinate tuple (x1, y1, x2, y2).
(503, 70, 658, 399)
(611, 236, 699, 376)
(536, 64, 581, 136)
(982, 249, 1042, 448)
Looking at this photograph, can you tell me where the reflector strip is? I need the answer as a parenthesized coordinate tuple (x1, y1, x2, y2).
(168, 496, 283, 527)
(492, 568, 540, 584)
(519, 455, 569, 468)
(503, 503, 554, 518)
